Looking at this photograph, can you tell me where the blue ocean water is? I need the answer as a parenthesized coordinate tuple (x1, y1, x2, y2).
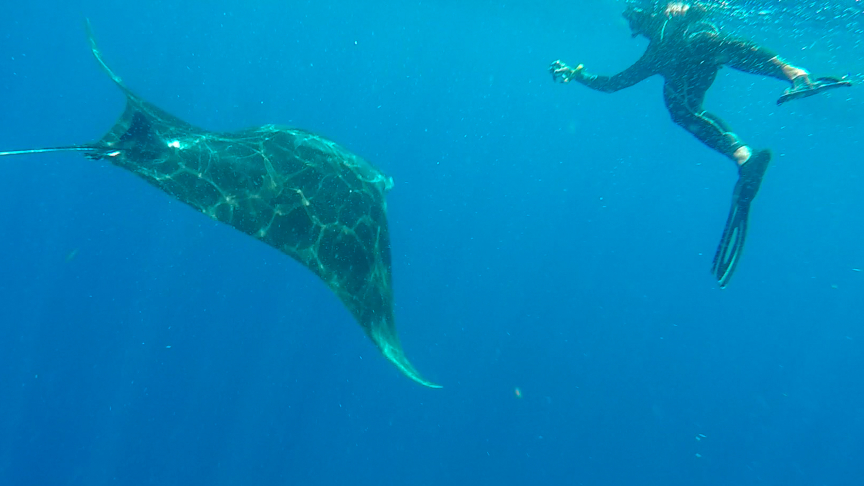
(1, 0, 863, 484)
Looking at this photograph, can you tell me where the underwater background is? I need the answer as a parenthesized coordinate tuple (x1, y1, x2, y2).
(1, 0, 862, 484)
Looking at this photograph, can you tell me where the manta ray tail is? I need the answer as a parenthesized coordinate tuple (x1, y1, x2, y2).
(0, 146, 95, 157)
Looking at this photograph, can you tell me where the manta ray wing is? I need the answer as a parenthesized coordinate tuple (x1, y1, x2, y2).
(1, 21, 439, 388)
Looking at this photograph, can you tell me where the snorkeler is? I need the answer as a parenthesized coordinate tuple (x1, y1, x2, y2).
(549, 1, 851, 287)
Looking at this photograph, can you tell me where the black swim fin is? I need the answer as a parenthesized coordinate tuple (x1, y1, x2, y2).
(711, 149, 771, 288)
(777, 76, 853, 106)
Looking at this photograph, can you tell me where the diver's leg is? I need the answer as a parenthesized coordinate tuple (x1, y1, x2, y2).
(663, 82, 750, 165)
(688, 32, 808, 85)
(700, 111, 753, 164)
(694, 32, 851, 105)
(713, 36, 809, 85)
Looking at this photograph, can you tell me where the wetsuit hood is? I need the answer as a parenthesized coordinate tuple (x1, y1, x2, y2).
(622, 5, 655, 38)
(623, 2, 710, 40)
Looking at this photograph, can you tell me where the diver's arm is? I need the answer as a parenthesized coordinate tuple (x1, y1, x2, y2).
(578, 53, 656, 92)
(551, 52, 655, 93)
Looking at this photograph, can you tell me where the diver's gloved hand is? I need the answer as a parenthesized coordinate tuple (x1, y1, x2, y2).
(549, 60, 585, 83)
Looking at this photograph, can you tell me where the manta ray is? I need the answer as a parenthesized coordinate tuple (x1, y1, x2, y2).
(0, 21, 440, 388)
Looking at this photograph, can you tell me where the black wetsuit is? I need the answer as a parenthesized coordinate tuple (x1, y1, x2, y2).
(577, 20, 788, 161)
